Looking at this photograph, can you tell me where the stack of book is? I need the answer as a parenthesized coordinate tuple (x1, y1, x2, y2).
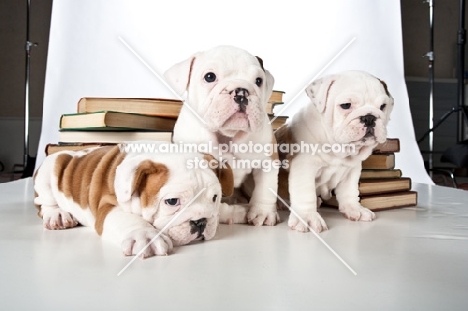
(46, 93, 289, 155)
(267, 90, 288, 130)
(325, 138, 418, 212)
(46, 97, 182, 155)
(359, 138, 417, 211)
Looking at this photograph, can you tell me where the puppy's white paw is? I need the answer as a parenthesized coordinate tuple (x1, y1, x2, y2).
(340, 204, 376, 221)
(288, 211, 328, 233)
(219, 203, 248, 224)
(247, 206, 280, 226)
(121, 227, 173, 258)
(42, 208, 79, 230)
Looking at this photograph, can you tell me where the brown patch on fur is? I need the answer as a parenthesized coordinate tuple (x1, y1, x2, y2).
(54, 146, 126, 235)
(378, 79, 391, 97)
(270, 135, 279, 161)
(275, 125, 297, 164)
(203, 154, 234, 197)
(94, 195, 118, 235)
(275, 125, 297, 203)
(132, 161, 170, 208)
(277, 167, 290, 204)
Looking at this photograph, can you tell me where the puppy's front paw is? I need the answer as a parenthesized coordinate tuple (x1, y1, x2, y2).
(121, 228, 173, 258)
(42, 209, 79, 230)
(340, 204, 376, 221)
(288, 211, 328, 233)
(247, 206, 280, 226)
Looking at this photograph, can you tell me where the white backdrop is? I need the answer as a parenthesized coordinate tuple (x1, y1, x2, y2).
(36, 0, 433, 184)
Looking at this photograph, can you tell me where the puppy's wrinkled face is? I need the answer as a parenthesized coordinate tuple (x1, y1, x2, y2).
(115, 149, 233, 247)
(307, 71, 393, 147)
(191, 47, 273, 137)
(146, 170, 222, 247)
(165, 46, 274, 139)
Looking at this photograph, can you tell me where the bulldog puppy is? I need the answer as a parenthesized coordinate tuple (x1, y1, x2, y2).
(164, 45, 280, 226)
(34, 145, 233, 258)
(276, 70, 394, 233)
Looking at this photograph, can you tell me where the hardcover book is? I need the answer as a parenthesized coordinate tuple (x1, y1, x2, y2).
(360, 169, 403, 179)
(358, 177, 412, 196)
(373, 138, 400, 154)
(362, 154, 395, 170)
(323, 191, 418, 211)
(59, 111, 176, 131)
(268, 90, 285, 103)
(45, 143, 113, 155)
(58, 130, 172, 144)
(268, 114, 288, 130)
(77, 97, 182, 118)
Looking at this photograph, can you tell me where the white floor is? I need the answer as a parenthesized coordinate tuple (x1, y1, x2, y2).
(0, 178, 467, 310)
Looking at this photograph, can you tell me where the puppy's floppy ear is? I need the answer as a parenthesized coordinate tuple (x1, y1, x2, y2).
(255, 56, 264, 70)
(263, 70, 275, 102)
(164, 54, 197, 95)
(378, 78, 395, 119)
(255, 56, 275, 103)
(378, 79, 391, 97)
(305, 74, 336, 113)
(203, 154, 234, 197)
(115, 157, 169, 206)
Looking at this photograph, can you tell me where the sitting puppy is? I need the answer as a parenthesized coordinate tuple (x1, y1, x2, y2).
(34, 145, 233, 258)
(164, 45, 280, 226)
(276, 70, 394, 233)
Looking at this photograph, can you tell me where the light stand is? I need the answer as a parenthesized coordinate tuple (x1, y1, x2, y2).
(423, 0, 435, 172)
(418, 0, 468, 174)
(22, 0, 37, 177)
(457, 0, 467, 142)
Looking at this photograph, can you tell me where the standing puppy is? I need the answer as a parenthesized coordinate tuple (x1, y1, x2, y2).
(276, 70, 394, 232)
(165, 45, 279, 226)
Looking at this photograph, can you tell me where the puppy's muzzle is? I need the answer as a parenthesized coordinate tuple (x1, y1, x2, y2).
(360, 114, 376, 137)
(231, 88, 249, 112)
(190, 218, 207, 239)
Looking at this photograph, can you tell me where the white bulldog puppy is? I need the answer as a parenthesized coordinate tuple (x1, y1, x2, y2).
(276, 70, 394, 232)
(164, 45, 280, 226)
(34, 145, 233, 258)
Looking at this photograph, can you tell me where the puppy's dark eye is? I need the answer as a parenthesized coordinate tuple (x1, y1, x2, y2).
(340, 103, 351, 109)
(380, 103, 386, 111)
(212, 194, 218, 203)
(165, 198, 180, 206)
(255, 77, 263, 87)
(204, 72, 217, 83)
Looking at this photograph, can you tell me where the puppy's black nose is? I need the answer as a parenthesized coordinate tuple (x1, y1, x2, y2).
(360, 114, 376, 127)
(232, 88, 249, 111)
(190, 218, 207, 238)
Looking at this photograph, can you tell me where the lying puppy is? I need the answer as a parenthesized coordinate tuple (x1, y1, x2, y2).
(34, 145, 233, 258)
(276, 70, 394, 232)
(164, 45, 280, 226)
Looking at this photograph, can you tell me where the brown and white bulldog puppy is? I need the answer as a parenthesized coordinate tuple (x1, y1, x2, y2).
(164, 45, 280, 226)
(34, 145, 233, 258)
(276, 70, 394, 233)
